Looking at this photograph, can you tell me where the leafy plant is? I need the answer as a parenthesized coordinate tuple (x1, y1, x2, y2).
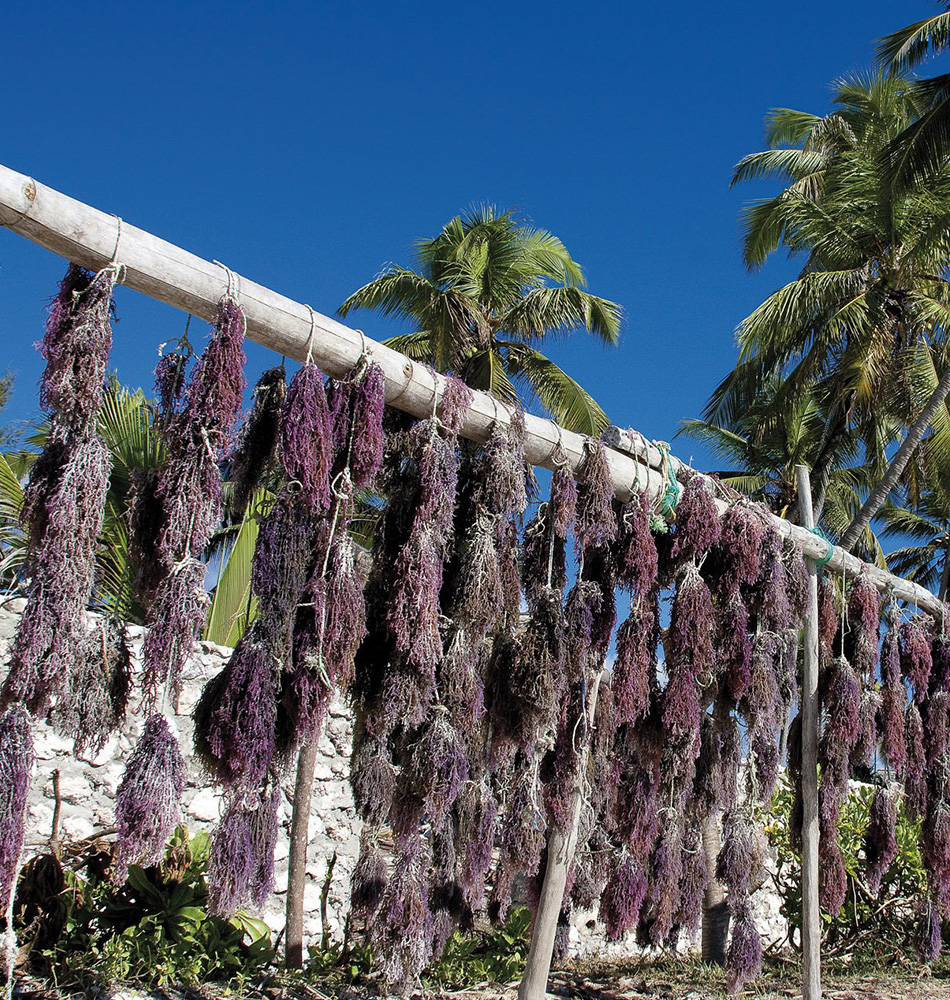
(16, 827, 274, 989)
(426, 907, 532, 988)
(765, 778, 928, 959)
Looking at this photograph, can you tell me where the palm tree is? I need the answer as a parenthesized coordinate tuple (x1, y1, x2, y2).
(879, 4, 950, 187)
(0, 380, 164, 619)
(880, 480, 950, 599)
(0, 374, 20, 450)
(338, 206, 622, 435)
(682, 377, 886, 564)
(711, 73, 950, 551)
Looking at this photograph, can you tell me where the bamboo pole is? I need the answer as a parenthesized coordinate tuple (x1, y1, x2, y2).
(518, 671, 604, 1000)
(795, 465, 822, 1000)
(0, 162, 944, 616)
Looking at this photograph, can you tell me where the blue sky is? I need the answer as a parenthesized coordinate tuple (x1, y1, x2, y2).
(0, 1, 929, 471)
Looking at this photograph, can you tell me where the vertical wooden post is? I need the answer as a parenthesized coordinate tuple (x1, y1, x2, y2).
(517, 672, 604, 1000)
(285, 740, 320, 968)
(795, 465, 822, 1000)
(700, 812, 729, 966)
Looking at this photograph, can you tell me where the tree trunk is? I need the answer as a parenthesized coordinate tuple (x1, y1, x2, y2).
(840, 363, 950, 552)
(940, 540, 950, 603)
(700, 811, 729, 966)
(285, 739, 320, 969)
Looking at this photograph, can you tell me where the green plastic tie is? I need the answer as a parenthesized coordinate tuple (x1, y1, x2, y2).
(807, 526, 835, 569)
(655, 442, 682, 520)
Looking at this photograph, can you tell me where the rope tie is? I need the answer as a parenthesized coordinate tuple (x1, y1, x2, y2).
(212, 259, 239, 303)
(86, 215, 126, 288)
(806, 526, 835, 569)
(545, 423, 567, 467)
(303, 304, 316, 365)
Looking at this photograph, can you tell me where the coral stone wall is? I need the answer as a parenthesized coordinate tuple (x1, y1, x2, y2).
(3, 602, 358, 947)
(5, 601, 788, 957)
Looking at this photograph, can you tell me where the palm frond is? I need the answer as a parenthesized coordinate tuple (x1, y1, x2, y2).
(505, 345, 610, 435)
(502, 287, 622, 345)
(878, 11, 950, 72)
(206, 499, 262, 646)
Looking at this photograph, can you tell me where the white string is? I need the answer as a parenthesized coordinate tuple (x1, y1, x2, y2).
(304, 304, 316, 365)
(545, 423, 566, 466)
(94, 215, 126, 286)
(212, 259, 238, 302)
(354, 327, 372, 364)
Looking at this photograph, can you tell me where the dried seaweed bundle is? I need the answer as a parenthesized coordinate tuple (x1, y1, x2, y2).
(901, 616, 934, 703)
(228, 366, 287, 517)
(280, 363, 333, 513)
(523, 465, 577, 602)
(351, 834, 389, 920)
(3, 434, 111, 713)
(114, 715, 186, 880)
(455, 781, 498, 915)
(670, 474, 721, 567)
(663, 565, 715, 757)
(194, 625, 278, 789)
(0, 707, 33, 910)
(491, 588, 564, 751)
(879, 622, 907, 776)
(143, 299, 247, 706)
(675, 824, 709, 935)
(726, 903, 762, 994)
(140, 557, 209, 708)
(719, 592, 752, 702)
(905, 703, 928, 822)
(748, 528, 793, 633)
(207, 784, 280, 917)
(386, 390, 467, 682)
(845, 575, 880, 680)
(406, 710, 469, 816)
(39, 264, 115, 432)
(617, 488, 658, 599)
(369, 838, 434, 990)
(599, 854, 647, 941)
(864, 787, 898, 894)
(612, 594, 657, 726)
(713, 503, 763, 598)
(48, 620, 131, 756)
(574, 439, 617, 557)
(641, 815, 683, 946)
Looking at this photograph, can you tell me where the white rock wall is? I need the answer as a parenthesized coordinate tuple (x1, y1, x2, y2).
(3, 601, 788, 959)
(2, 602, 359, 949)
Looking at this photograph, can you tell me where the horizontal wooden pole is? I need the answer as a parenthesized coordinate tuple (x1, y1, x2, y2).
(0, 162, 944, 618)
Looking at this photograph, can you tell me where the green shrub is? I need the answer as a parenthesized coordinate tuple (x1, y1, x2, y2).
(426, 907, 531, 988)
(16, 827, 274, 989)
(765, 779, 927, 960)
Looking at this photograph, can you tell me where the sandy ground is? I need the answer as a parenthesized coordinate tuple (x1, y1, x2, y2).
(16, 962, 950, 1000)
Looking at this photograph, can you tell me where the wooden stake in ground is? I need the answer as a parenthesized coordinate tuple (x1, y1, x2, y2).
(518, 672, 604, 1000)
(285, 741, 320, 968)
(795, 464, 822, 1000)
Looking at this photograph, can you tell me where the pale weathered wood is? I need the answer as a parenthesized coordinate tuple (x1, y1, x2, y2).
(605, 421, 944, 618)
(0, 161, 944, 621)
(285, 741, 319, 968)
(0, 163, 664, 500)
(796, 464, 822, 1000)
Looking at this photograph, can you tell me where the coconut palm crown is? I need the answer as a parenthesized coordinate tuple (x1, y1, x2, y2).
(338, 207, 622, 435)
(879, 3, 950, 187)
(709, 73, 950, 544)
